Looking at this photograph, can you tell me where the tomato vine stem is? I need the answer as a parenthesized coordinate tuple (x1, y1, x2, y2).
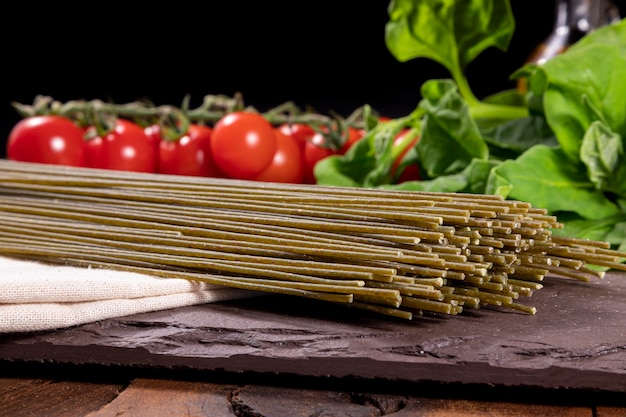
(11, 94, 372, 132)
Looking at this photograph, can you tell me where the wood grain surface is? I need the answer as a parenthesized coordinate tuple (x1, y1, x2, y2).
(3, 377, 624, 417)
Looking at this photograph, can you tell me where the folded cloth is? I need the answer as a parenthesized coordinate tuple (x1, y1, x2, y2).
(0, 256, 259, 333)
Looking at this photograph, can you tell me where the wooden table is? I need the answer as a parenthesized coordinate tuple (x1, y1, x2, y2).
(1, 375, 626, 417)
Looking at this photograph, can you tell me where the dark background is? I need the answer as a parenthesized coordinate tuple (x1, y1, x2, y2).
(1, 1, 624, 158)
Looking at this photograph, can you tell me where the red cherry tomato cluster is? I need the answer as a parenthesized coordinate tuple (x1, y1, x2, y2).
(5, 111, 366, 185)
(85, 119, 157, 173)
(279, 122, 365, 184)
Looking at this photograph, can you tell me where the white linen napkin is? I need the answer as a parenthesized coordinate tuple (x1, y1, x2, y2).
(0, 256, 258, 333)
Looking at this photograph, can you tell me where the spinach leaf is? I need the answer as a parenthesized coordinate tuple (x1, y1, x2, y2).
(317, 1, 626, 246)
(580, 120, 625, 195)
(569, 19, 626, 51)
(488, 145, 620, 220)
(417, 79, 489, 177)
(510, 63, 547, 116)
(385, 0, 514, 104)
(536, 20, 626, 162)
(482, 89, 526, 107)
(383, 158, 499, 193)
(481, 114, 558, 160)
(552, 212, 626, 251)
(603, 220, 626, 252)
(551, 212, 615, 242)
(314, 115, 417, 188)
(382, 172, 469, 192)
(315, 79, 492, 190)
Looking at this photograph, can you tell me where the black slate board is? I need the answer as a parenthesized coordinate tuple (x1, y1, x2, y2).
(1, 272, 626, 394)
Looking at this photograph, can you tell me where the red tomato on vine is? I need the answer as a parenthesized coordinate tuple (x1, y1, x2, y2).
(302, 125, 363, 184)
(210, 112, 278, 180)
(85, 119, 157, 173)
(302, 133, 334, 184)
(391, 129, 421, 183)
(158, 124, 222, 177)
(253, 129, 304, 184)
(338, 127, 364, 154)
(378, 116, 421, 183)
(7, 115, 86, 166)
(277, 123, 315, 152)
(144, 124, 164, 150)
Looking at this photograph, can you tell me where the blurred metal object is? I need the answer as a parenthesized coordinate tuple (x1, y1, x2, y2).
(528, 0, 621, 65)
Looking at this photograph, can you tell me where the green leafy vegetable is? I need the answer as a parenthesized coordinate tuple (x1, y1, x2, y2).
(385, 0, 515, 105)
(493, 20, 626, 243)
(535, 38, 626, 161)
(580, 120, 624, 194)
(315, 114, 419, 188)
(417, 79, 488, 177)
(382, 158, 499, 193)
(316, 0, 626, 248)
(481, 115, 558, 160)
(488, 145, 620, 220)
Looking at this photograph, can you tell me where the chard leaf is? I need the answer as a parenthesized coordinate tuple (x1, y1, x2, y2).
(580, 120, 625, 194)
(488, 145, 619, 220)
(417, 79, 489, 178)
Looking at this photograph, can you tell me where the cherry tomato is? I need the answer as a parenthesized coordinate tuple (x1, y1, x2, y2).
(396, 164, 422, 183)
(144, 123, 163, 149)
(391, 129, 421, 183)
(253, 129, 304, 184)
(277, 123, 315, 152)
(278, 122, 318, 183)
(279, 121, 365, 184)
(210, 112, 277, 180)
(303, 132, 335, 184)
(85, 119, 157, 173)
(338, 127, 364, 154)
(301, 124, 363, 184)
(377, 117, 421, 183)
(158, 124, 223, 177)
(7, 115, 86, 166)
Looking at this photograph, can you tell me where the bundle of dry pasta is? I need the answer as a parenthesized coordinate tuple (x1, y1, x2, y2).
(0, 159, 624, 319)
